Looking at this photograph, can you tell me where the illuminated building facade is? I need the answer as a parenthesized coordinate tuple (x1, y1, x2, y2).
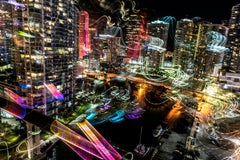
(174, 18, 199, 74)
(174, 19, 229, 78)
(225, 3, 240, 73)
(0, 3, 13, 121)
(0, 0, 79, 158)
(0, 3, 12, 85)
(219, 72, 240, 95)
(220, 4, 240, 94)
(7, 0, 78, 114)
(145, 20, 169, 68)
(147, 20, 169, 49)
(125, 14, 146, 59)
(79, 11, 90, 60)
(194, 24, 229, 78)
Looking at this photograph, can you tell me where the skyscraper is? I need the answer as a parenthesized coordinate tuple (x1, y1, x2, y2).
(146, 20, 168, 68)
(0, 0, 79, 158)
(226, 3, 240, 73)
(174, 18, 198, 74)
(79, 10, 90, 60)
(174, 18, 228, 78)
(9, 0, 78, 115)
(125, 14, 147, 59)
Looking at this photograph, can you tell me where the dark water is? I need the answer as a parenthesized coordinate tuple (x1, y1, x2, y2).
(43, 110, 168, 160)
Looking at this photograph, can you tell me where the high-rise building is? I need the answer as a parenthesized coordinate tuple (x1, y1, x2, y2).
(174, 18, 197, 73)
(147, 20, 169, 49)
(15, 0, 78, 115)
(79, 11, 90, 60)
(125, 14, 147, 59)
(0, 2, 12, 84)
(174, 18, 229, 78)
(0, 0, 79, 158)
(0, 1, 14, 122)
(225, 3, 240, 73)
(194, 24, 229, 78)
(145, 20, 168, 68)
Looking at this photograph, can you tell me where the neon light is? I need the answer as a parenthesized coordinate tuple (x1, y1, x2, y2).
(79, 11, 90, 59)
(125, 113, 142, 119)
(50, 120, 102, 159)
(109, 117, 125, 123)
(28, 130, 42, 135)
(2, 103, 26, 119)
(88, 119, 108, 125)
(86, 112, 97, 120)
(18, 31, 35, 38)
(83, 120, 122, 159)
(77, 120, 120, 160)
(4, 88, 26, 107)
(206, 31, 229, 53)
(0, 98, 121, 160)
(5, 0, 25, 11)
(108, 110, 125, 123)
(19, 84, 31, 89)
(100, 104, 111, 111)
(44, 83, 64, 100)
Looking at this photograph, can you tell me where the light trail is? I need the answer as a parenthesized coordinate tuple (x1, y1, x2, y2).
(77, 119, 122, 160)
(0, 141, 10, 160)
(44, 83, 64, 100)
(50, 120, 103, 159)
(0, 96, 121, 160)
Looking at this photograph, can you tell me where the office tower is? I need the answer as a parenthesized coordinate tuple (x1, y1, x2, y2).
(174, 18, 200, 74)
(160, 16, 177, 52)
(1, 0, 79, 158)
(225, 3, 240, 73)
(219, 3, 240, 94)
(145, 20, 168, 68)
(125, 14, 147, 59)
(0, 2, 12, 84)
(107, 36, 123, 65)
(174, 18, 228, 78)
(12, 0, 78, 115)
(194, 23, 229, 78)
(79, 11, 90, 60)
(147, 20, 169, 49)
(197, 24, 229, 77)
(0, 2, 13, 122)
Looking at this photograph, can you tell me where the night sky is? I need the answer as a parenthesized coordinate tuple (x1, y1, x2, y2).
(79, 0, 240, 24)
(137, 0, 240, 23)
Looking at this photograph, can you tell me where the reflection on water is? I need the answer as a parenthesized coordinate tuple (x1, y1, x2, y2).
(45, 108, 174, 160)
(44, 80, 179, 160)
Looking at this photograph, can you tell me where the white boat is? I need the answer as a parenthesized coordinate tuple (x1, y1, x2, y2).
(134, 127, 151, 157)
(134, 144, 150, 157)
(152, 124, 163, 137)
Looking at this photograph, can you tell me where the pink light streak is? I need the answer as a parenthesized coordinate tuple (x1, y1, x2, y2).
(6, 0, 25, 11)
(79, 11, 90, 59)
(50, 120, 102, 159)
(77, 120, 122, 160)
(2, 102, 26, 119)
(44, 83, 64, 100)
(4, 88, 26, 108)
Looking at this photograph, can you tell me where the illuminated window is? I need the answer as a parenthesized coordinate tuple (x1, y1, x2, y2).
(34, 4, 41, 9)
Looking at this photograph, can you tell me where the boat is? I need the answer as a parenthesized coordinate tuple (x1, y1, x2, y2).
(134, 126, 151, 157)
(152, 124, 163, 137)
(134, 144, 151, 157)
